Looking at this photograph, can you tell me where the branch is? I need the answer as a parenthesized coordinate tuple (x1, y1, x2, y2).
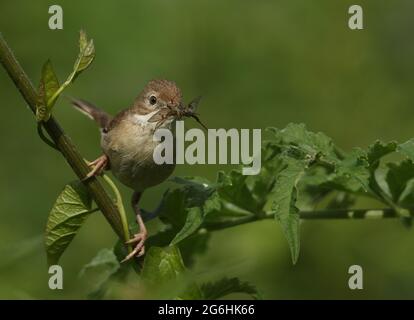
(0, 33, 126, 241)
(203, 207, 412, 231)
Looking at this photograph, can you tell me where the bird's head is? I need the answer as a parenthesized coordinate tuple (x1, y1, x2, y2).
(134, 79, 183, 115)
(133, 79, 206, 129)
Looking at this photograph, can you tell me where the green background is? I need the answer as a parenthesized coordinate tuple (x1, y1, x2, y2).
(1, 0, 414, 299)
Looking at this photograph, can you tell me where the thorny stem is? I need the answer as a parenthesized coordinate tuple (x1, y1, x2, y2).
(0, 32, 125, 241)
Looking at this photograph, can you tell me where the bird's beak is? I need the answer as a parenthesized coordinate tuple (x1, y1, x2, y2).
(166, 103, 176, 111)
(166, 102, 185, 117)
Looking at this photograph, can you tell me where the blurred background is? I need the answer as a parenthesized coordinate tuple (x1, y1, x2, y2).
(1, 0, 414, 299)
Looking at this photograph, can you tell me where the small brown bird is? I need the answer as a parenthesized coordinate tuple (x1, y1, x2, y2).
(71, 79, 197, 262)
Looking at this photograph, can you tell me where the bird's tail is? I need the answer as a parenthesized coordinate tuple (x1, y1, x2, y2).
(68, 97, 112, 129)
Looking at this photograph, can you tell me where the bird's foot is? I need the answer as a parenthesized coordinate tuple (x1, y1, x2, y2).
(83, 155, 108, 180)
(121, 231, 148, 263)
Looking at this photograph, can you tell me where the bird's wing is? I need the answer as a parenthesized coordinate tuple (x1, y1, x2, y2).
(68, 97, 112, 130)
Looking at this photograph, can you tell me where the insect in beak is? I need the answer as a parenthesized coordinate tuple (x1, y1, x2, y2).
(188, 96, 202, 113)
(184, 96, 208, 130)
(151, 96, 208, 130)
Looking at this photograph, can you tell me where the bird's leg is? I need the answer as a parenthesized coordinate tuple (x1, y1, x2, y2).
(84, 154, 109, 180)
(122, 191, 148, 262)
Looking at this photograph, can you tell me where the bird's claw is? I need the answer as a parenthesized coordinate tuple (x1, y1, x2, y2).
(121, 231, 148, 263)
(83, 155, 108, 181)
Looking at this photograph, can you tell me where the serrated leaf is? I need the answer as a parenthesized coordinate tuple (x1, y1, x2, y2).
(45, 181, 94, 265)
(36, 60, 60, 121)
(303, 149, 370, 195)
(333, 148, 370, 192)
(267, 123, 337, 163)
(367, 140, 397, 170)
(398, 138, 414, 160)
(201, 277, 261, 300)
(144, 219, 210, 268)
(158, 177, 219, 245)
(266, 124, 370, 194)
(72, 30, 95, 82)
(36, 31, 95, 122)
(386, 160, 414, 204)
(248, 144, 285, 209)
(217, 170, 261, 214)
(79, 29, 88, 51)
(275, 210, 300, 265)
(42, 60, 60, 106)
(271, 159, 304, 264)
(170, 207, 204, 245)
(141, 246, 202, 299)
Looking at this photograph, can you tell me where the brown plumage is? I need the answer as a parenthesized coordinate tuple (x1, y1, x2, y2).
(70, 79, 190, 262)
(69, 97, 112, 130)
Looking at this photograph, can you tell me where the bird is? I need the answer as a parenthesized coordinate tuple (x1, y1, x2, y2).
(70, 79, 189, 262)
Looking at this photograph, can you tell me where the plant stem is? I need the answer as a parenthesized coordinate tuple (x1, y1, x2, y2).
(0, 32, 125, 240)
(102, 174, 131, 246)
(203, 207, 412, 231)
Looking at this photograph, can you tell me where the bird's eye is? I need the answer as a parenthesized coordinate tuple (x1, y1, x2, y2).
(149, 96, 157, 105)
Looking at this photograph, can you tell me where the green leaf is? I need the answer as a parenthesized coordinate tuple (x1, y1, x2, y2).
(141, 246, 185, 283)
(266, 124, 370, 194)
(41, 60, 60, 107)
(247, 143, 285, 209)
(275, 210, 300, 265)
(386, 160, 414, 205)
(201, 277, 261, 300)
(71, 30, 95, 82)
(217, 170, 261, 214)
(36, 31, 95, 122)
(364, 140, 398, 200)
(80, 248, 125, 299)
(80, 248, 119, 277)
(367, 140, 397, 171)
(302, 149, 370, 194)
(271, 159, 304, 264)
(141, 246, 202, 299)
(267, 123, 338, 163)
(333, 149, 370, 192)
(399, 178, 414, 208)
(398, 138, 414, 160)
(394, 140, 414, 210)
(158, 177, 219, 245)
(144, 218, 210, 267)
(171, 207, 204, 245)
(36, 60, 60, 121)
(45, 181, 94, 265)
(168, 188, 219, 242)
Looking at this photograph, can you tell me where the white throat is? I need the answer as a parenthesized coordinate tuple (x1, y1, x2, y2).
(133, 110, 159, 125)
(132, 110, 175, 129)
